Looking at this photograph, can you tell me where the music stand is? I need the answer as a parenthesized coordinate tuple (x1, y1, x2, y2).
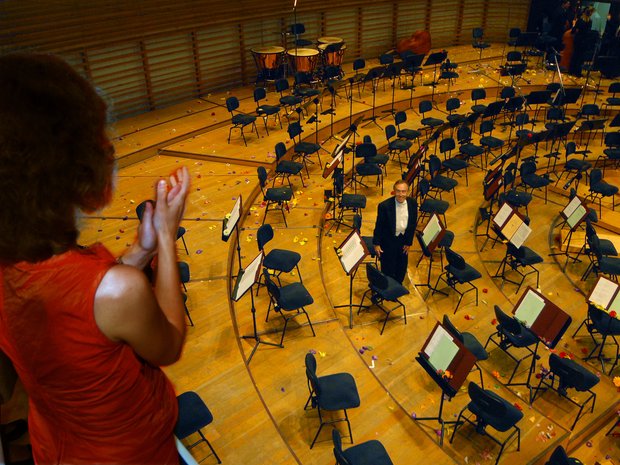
(403, 53, 425, 108)
(574, 118, 606, 155)
(503, 62, 529, 87)
(333, 229, 370, 328)
(525, 90, 552, 123)
(545, 121, 576, 174)
(551, 87, 582, 109)
(477, 166, 504, 250)
(222, 195, 243, 277)
(415, 214, 447, 295)
(235, 251, 280, 363)
(588, 276, 620, 313)
(554, 196, 588, 268)
(492, 202, 531, 247)
(423, 51, 448, 107)
(381, 62, 404, 119)
(508, 287, 572, 402)
(361, 66, 384, 129)
(415, 322, 477, 445)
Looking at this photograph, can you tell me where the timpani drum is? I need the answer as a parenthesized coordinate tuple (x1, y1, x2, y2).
(318, 43, 347, 67)
(317, 36, 344, 45)
(287, 48, 319, 74)
(251, 46, 285, 81)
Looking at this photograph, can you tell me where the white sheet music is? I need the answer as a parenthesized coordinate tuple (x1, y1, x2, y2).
(589, 277, 618, 310)
(422, 215, 441, 246)
(514, 289, 545, 327)
(510, 222, 532, 248)
(339, 232, 366, 274)
(424, 325, 458, 372)
(563, 196, 581, 218)
(566, 205, 587, 230)
(494, 203, 512, 228)
(609, 292, 620, 314)
(232, 251, 263, 301)
(223, 196, 242, 238)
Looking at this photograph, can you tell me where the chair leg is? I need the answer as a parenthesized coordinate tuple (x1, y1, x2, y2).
(180, 235, 190, 255)
(310, 409, 325, 449)
(279, 316, 289, 347)
(303, 308, 316, 337)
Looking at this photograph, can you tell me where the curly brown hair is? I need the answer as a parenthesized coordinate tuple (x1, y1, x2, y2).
(0, 54, 114, 264)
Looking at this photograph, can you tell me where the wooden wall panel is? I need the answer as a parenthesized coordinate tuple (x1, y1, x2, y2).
(1, 0, 531, 118)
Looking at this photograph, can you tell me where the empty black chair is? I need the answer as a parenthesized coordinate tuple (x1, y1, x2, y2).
(494, 242, 543, 293)
(294, 72, 321, 103)
(507, 28, 521, 48)
(253, 87, 282, 135)
(175, 391, 221, 464)
(334, 168, 367, 228)
(555, 142, 591, 189)
(580, 221, 618, 281)
(598, 131, 620, 174)
(485, 305, 538, 384)
(450, 382, 523, 465)
(418, 178, 449, 226)
(419, 99, 443, 137)
(355, 144, 384, 195)
(304, 352, 360, 448)
(263, 269, 315, 346)
(429, 154, 458, 203)
(440, 137, 468, 186)
(394, 111, 421, 143)
(225, 96, 259, 146)
(288, 121, 322, 177)
(545, 445, 584, 465)
(582, 232, 620, 282)
(479, 120, 504, 169)
(359, 263, 409, 334)
(588, 168, 618, 216)
(433, 247, 482, 313)
(575, 304, 620, 374)
(274, 141, 304, 189)
(385, 124, 411, 170)
(531, 353, 599, 430)
(257, 166, 293, 226)
(500, 164, 532, 215)
(605, 81, 620, 108)
(472, 28, 491, 65)
(275, 78, 303, 118)
(256, 223, 302, 292)
(290, 23, 313, 47)
(520, 160, 550, 203)
(443, 314, 489, 388)
(332, 429, 393, 465)
(471, 88, 488, 115)
(446, 97, 466, 126)
(457, 124, 484, 167)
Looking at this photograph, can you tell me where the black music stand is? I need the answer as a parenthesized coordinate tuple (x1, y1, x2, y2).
(551, 87, 582, 108)
(381, 62, 404, 119)
(333, 229, 370, 328)
(525, 90, 552, 123)
(503, 62, 529, 87)
(403, 53, 425, 108)
(423, 51, 448, 107)
(574, 118, 606, 155)
(553, 196, 588, 269)
(361, 66, 384, 129)
(222, 195, 243, 278)
(415, 322, 477, 445)
(545, 121, 576, 175)
(415, 214, 447, 296)
(507, 287, 572, 402)
(236, 252, 280, 363)
(477, 166, 504, 251)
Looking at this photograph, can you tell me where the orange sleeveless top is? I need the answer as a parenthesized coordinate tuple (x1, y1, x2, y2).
(0, 244, 178, 465)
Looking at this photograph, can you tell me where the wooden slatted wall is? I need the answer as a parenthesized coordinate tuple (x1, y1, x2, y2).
(1, 0, 530, 118)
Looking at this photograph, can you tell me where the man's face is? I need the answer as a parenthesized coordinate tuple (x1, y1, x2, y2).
(394, 183, 408, 203)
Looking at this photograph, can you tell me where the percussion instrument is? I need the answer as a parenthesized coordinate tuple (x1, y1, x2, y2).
(287, 48, 319, 74)
(251, 46, 285, 81)
(318, 43, 347, 67)
(317, 36, 344, 45)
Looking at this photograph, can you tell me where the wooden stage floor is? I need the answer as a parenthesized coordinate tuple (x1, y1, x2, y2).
(6, 43, 619, 465)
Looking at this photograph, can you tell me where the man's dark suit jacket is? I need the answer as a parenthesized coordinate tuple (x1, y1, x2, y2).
(372, 197, 418, 247)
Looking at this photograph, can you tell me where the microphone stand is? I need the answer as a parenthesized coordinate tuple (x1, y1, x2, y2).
(579, 36, 602, 107)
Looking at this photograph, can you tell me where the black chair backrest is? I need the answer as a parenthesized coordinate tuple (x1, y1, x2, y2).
(352, 214, 362, 231)
(136, 200, 153, 221)
(395, 111, 407, 126)
(494, 304, 522, 336)
(385, 124, 397, 140)
(257, 166, 268, 188)
(275, 142, 287, 161)
(419, 178, 431, 199)
(457, 125, 472, 143)
(520, 160, 536, 176)
(468, 381, 507, 417)
(471, 88, 486, 101)
(546, 445, 572, 465)
(288, 121, 302, 140)
(589, 168, 603, 185)
(604, 131, 620, 147)
(507, 51, 522, 62)
(379, 53, 393, 65)
(254, 87, 267, 102)
(582, 103, 599, 116)
(356, 142, 377, 159)
(473, 27, 484, 39)
(305, 352, 321, 395)
(442, 314, 465, 343)
(353, 58, 365, 72)
(587, 232, 603, 260)
(332, 429, 350, 465)
(440, 138, 455, 154)
(225, 96, 239, 113)
(419, 100, 432, 114)
(256, 224, 273, 251)
(515, 112, 530, 127)
(445, 248, 466, 270)
(428, 155, 442, 176)
(548, 353, 584, 391)
(479, 119, 494, 134)
(275, 78, 290, 94)
(178, 262, 190, 283)
(263, 268, 280, 302)
(446, 97, 460, 112)
(366, 263, 389, 291)
(500, 86, 515, 99)
(565, 141, 576, 157)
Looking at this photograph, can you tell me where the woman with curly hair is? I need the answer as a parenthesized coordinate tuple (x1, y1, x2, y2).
(0, 53, 189, 464)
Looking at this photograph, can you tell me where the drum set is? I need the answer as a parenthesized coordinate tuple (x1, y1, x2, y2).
(251, 36, 346, 85)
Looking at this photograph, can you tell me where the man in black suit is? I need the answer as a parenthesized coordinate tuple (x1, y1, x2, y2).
(372, 179, 418, 284)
